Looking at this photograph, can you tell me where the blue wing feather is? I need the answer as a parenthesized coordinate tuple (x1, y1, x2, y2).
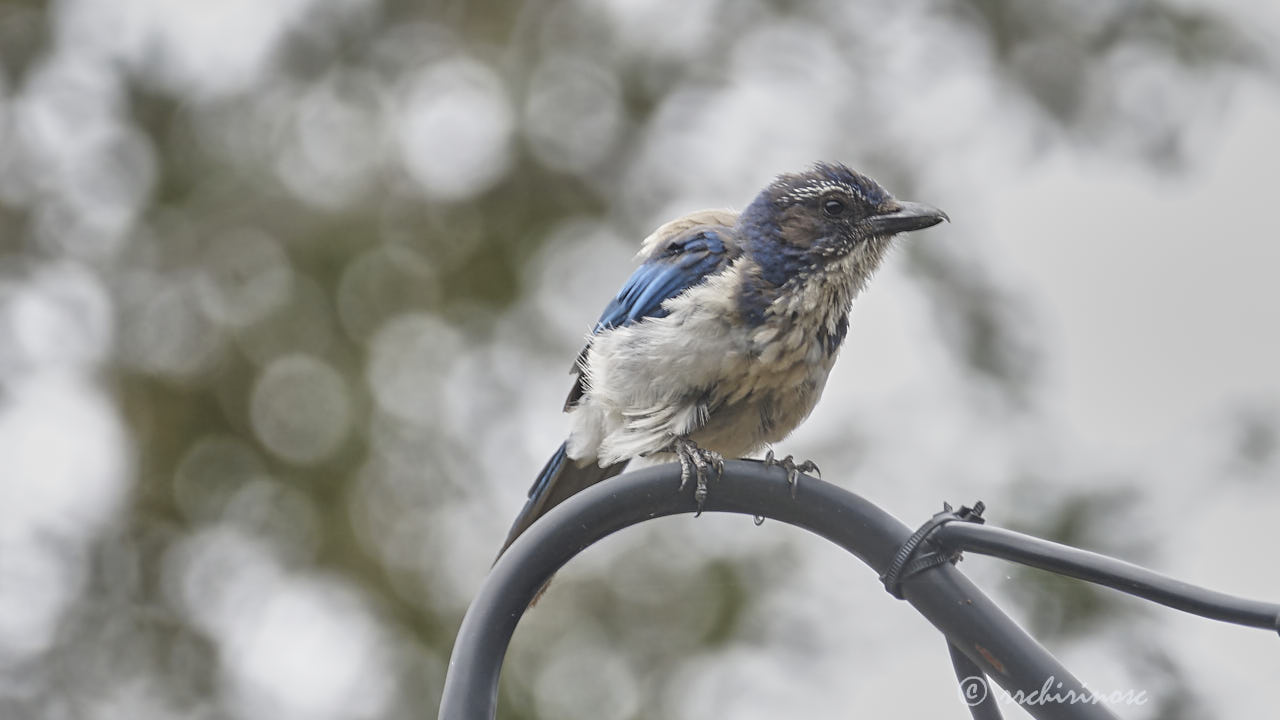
(594, 229, 733, 333)
(561, 221, 739, 411)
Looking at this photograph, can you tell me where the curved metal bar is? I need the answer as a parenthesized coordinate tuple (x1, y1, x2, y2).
(949, 640, 1004, 720)
(931, 522, 1280, 633)
(440, 461, 1116, 720)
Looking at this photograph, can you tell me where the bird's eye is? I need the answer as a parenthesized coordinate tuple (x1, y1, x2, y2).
(823, 198, 846, 217)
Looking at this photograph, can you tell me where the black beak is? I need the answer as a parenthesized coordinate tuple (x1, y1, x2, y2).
(861, 200, 949, 236)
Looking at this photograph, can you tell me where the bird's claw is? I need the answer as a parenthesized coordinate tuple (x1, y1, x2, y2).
(673, 438, 724, 515)
(764, 450, 820, 499)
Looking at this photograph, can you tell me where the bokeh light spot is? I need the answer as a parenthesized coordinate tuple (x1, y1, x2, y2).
(336, 245, 439, 343)
(235, 275, 337, 367)
(366, 313, 461, 425)
(250, 354, 351, 465)
(197, 228, 293, 328)
(276, 71, 387, 209)
(222, 577, 394, 720)
(174, 435, 271, 523)
(397, 57, 514, 202)
(524, 54, 624, 174)
(119, 276, 225, 378)
(8, 263, 113, 370)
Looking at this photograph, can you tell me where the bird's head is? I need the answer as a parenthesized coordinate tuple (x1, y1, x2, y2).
(739, 162, 947, 287)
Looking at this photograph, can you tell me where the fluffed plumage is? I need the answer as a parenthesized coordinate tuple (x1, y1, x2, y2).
(499, 163, 947, 561)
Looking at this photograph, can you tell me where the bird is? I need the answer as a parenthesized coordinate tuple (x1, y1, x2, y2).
(499, 162, 947, 560)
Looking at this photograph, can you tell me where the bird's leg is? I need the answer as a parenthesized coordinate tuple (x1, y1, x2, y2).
(672, 437, 724, 514)
(763, 449, 820, 499)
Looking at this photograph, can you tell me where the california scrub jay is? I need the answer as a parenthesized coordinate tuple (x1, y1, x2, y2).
(500, 162, 947, 556)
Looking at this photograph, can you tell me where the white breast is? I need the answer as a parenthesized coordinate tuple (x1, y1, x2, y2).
(566, 241, 889, 467)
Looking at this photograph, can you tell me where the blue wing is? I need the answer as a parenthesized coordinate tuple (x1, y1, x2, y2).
(561, 219, 740, 412)
(509, 216, 741, 549)
(594, 228, 736, 332)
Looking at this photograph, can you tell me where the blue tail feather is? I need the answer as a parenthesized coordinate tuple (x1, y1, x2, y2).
(498, 442, 627, 559)
(526, 441, 568, 501)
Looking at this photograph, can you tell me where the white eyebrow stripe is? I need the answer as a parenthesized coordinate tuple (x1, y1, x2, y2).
(778, 180, 869, 206)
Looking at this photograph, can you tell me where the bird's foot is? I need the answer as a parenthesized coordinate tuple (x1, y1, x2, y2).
(673, 438, 724, 515)
(764, 449, 820, 499)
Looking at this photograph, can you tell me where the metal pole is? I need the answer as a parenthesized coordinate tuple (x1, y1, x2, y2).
(948, 640, 1004, 720)
(931, 522, 1280, 633)
(439, 460, 1117, 720)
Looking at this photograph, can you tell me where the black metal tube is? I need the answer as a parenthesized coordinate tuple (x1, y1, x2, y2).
(439, 461, 1115, 720)
(948, 640, 1004, 720)
(931, 523, 1280, 632)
